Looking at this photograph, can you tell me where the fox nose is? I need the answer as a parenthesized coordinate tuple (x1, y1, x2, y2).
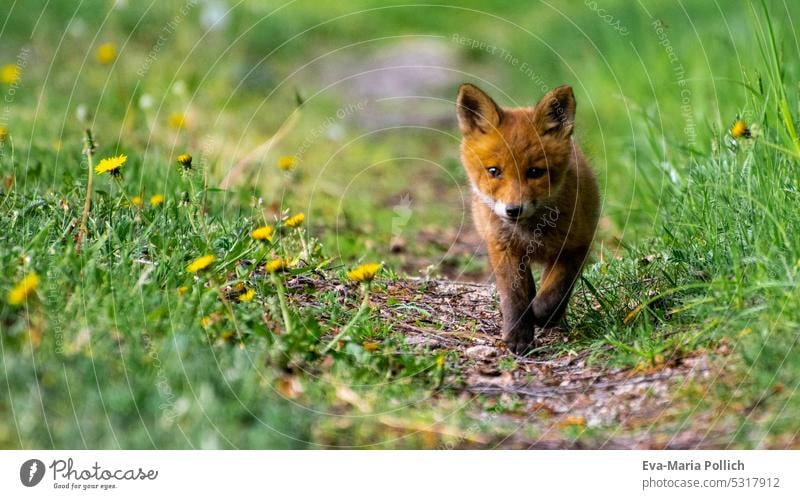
(505, 205, 523, 219)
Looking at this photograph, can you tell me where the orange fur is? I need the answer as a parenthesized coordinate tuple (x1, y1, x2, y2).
(456, 83, 600, 354)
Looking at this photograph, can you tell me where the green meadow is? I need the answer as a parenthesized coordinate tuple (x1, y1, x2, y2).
(1, 0, 798, 448)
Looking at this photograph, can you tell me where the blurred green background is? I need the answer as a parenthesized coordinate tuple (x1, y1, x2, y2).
(4, 0, 786, 275)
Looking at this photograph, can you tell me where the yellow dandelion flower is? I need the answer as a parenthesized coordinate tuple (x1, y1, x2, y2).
(0, 126, 7, 142)
(347, 263, 381, 282)
(7, 273, 40, 306)
(131, 195, 143, 207)
(278, 155, 296, 171)
(177, 286, 189, 295)
(284, 213, 305, 228)
(730, 119, 750, 139)
(560, 415, 586, 428)
(177, 153, 192, 169)
(186, 254, 215, 273)
(199, 316, 213, 328)
(1, 64, 20, 85)
(265, 258, 288, 273)
(251, 225, 274, 241)
(95, 154, 127, 175)
(150, 194, 165, 206)
(169, 113, 187, 130)
(96, 42, 117, 65)
(239, 288, 256, 302)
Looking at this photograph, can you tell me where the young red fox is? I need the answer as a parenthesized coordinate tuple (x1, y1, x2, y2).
(456, 83, 599, 354)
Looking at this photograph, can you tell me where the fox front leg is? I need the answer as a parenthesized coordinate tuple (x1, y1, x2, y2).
(532, 247, 590, 329)
(487, 243, 537, 354)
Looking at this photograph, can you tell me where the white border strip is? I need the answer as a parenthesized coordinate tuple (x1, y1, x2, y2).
(1, 450, 798, 497)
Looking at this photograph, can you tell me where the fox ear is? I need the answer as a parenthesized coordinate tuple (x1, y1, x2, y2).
(456, 83, 502, 135)
(533, 85, 576, 138)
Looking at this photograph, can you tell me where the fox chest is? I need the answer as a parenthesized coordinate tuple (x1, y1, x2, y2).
(472, 198, 567, 262)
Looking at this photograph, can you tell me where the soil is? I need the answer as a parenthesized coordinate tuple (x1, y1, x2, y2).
(287, 276, 730, 448)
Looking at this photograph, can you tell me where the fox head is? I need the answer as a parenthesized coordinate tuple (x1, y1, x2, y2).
(456, 83, 576, 222)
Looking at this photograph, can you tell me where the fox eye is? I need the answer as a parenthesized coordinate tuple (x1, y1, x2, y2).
(526, 167, 546, 179)
(487, 166, 502, 178)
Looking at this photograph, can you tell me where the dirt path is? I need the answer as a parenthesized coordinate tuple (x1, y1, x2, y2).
(290, 277, 728, 448)
(382, 280, 731, 448)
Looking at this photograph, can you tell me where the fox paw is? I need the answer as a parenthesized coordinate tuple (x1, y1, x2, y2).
(502, 328, 536, 355)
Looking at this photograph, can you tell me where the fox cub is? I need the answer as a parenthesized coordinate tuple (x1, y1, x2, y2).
(456, 83, 599, 354)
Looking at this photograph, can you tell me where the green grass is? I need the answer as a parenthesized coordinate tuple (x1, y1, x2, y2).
(1, 0, 799, 448)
